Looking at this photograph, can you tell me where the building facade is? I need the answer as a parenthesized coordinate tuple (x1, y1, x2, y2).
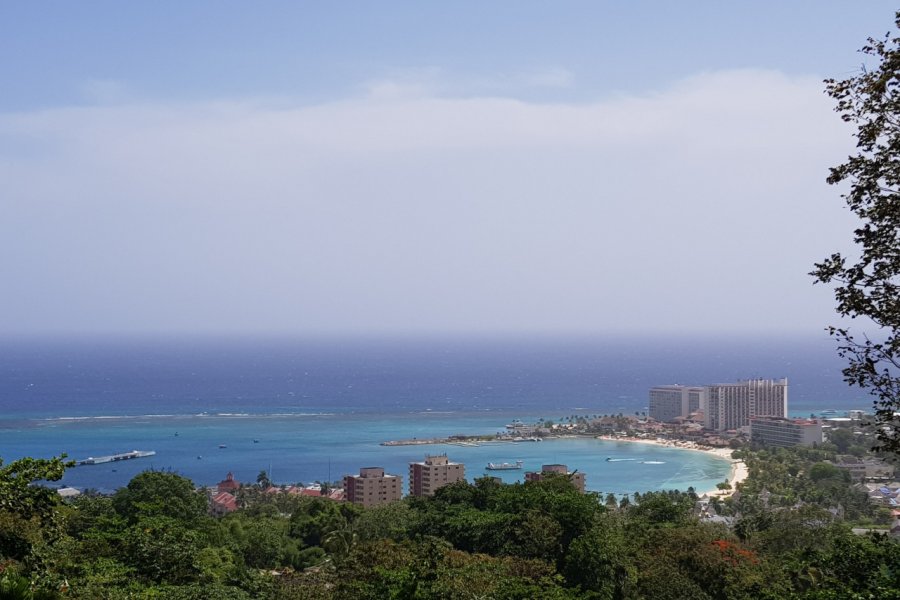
(705, 378, 788, 431)
(750, 417, 823, 447)
(649, 385, 708, 422)
(408, 454, 465, 497)
(343, 466, 402, 507)
(524, 464, 586, 493)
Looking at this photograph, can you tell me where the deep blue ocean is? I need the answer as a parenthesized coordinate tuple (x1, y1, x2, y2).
(0, 334, 872, 495)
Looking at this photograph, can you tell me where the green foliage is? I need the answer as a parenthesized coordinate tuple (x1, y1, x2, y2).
(112, 471, 208, 525)
(0, 456, 69, 522)
(122, 516, 204, 583)
(563, 513, 634, 597)
(626, 490, 696, 527)
(812, 11, 900, 454)
(0, 455, 72, 581)
(0, 573, 60, 600)
(809, 462, 846, 482)
(3, 446, 899, 599)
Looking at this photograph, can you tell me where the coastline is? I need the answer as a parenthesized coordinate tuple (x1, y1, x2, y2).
(594, 435, 747, 497)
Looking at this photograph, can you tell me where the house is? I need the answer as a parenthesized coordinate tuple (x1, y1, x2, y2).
(210, 491, 237, 516)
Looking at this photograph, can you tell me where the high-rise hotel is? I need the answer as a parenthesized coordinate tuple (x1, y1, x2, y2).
(649, 378, 788, 431)
(649, 385, 707, 422)
(705, 378, 788, 431)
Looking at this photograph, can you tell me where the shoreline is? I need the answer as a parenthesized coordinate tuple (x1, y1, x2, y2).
(594, 435, 747, 497)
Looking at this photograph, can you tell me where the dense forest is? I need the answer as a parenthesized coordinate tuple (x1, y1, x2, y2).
(1, 443, 899, 599)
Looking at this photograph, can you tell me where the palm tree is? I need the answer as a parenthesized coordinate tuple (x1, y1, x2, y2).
(0, 574, 59, 600)
(322, 522, 357, 565)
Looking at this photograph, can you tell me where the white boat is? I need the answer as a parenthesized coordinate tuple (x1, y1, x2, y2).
(486, 460, 524, 471)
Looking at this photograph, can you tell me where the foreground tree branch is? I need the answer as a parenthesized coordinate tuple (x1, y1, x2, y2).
(812, 12, 900, 453)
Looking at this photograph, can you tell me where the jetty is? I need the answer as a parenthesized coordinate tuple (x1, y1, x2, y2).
(381, 434, 496, 447)
(76, 450, 156, 466)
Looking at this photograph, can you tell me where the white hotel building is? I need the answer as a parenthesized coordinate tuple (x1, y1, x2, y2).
(648, 385, 707, 423)
(705, 378, 788, 432)
(650, 378, 788, 431)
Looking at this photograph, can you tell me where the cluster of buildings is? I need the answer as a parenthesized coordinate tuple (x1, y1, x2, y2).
(648, 378, 826, 448)
(344, 455, 585, 506)
(210, 454, 585, 513)
(650, 378, 789, 431)
(210, 470, 346, 515)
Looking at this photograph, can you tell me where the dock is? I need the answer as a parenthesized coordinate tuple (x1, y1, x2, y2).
(76, 450, 156, 466)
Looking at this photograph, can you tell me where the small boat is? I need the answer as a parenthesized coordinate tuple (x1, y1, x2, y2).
(641, 460, 666, 465)
(606, 457, 637, 462)
(253, 439, 260, 443)
(486, 460, 524, 471)
(218, 444, 227, 449)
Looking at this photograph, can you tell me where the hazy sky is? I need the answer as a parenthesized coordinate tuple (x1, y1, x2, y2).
(1, 2, 895, 336)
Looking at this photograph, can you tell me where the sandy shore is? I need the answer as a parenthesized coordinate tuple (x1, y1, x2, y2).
(594, 435, 747, 497)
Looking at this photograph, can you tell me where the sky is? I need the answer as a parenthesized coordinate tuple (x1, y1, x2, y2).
(1, 2, 897, 337)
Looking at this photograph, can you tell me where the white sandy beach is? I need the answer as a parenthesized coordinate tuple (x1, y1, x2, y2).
(594, 435, 748, 497)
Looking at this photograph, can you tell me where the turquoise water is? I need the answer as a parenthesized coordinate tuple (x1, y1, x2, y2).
(1, 335, 862, 495)
(3, 411, 731, 495)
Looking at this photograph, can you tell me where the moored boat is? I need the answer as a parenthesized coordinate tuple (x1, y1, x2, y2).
(486, 460, 524, 470)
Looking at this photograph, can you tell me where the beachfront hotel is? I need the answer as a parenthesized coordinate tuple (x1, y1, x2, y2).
(649, 385, 708, 422)
(343, 467, 403, 507)
(750, 417, 823, 447)
(525, 464, 586, 493)
(408, 454, 465, 497)
(649, 378, 788, 431)
(705, 378, 788, 431)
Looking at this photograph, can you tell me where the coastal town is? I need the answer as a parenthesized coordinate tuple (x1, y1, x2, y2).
(152, 378, 896, 541)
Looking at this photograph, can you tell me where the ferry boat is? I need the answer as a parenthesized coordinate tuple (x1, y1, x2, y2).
(77, 450, 156, 466)
(505, 419, 527, 430)
(486, 460, 524, 470)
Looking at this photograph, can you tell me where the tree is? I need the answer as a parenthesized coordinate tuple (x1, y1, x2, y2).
(812, 12, 900, 453)
(0, 455, 71, 576)
(112, 471, 207, 525)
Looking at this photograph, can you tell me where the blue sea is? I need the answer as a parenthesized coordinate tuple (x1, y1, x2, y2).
(0, 334, 872, 495)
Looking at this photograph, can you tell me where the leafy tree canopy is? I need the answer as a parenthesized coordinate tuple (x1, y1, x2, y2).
(813, 11, 900, 453)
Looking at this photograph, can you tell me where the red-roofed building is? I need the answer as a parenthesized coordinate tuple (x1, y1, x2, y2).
(217, 472, 240, 494)
(210, 491, 237, 516)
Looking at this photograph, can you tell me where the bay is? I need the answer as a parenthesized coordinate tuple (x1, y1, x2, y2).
(0, 334, 869, 493)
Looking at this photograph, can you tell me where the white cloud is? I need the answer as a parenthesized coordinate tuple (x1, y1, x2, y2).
(0, 69, 857, 335)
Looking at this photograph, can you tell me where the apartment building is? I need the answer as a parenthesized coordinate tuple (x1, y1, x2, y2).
(343, 467, 403, 507)
(408, 454, 465, 497)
